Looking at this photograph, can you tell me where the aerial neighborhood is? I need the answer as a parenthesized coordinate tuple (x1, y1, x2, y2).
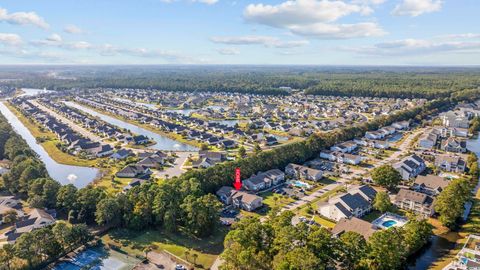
(0, 75, 480, 270)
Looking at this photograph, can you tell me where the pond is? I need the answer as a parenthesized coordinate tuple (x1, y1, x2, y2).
(18, 88, 54, 97)
(0, 102, 99, 188)
(408, 135, 480, 269)
(65, 102, 198, 151)
(209, 119, 240, 127)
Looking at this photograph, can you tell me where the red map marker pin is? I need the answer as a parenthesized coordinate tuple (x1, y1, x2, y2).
(233, 168, 242, 190)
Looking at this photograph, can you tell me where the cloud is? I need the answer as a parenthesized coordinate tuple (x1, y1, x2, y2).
(64, 24, 84, 34)
(0, 33, 22, 46)
(392, 0, 443, 17)
(210, 35, 309, 48)
(243, 0, 385, 39)
(46, 33, 63, 43)
(194, 0, 219, 4)
(99, 44, 203, 63)
(216, 47, 240, 55)
(289, 22, 385, 39)
(344, 38, 480, 56)
(160, 0, 219, 4)
(437, 33, 480, 40)
(0, 7, 49, 29)
(30, 34, 92, 50)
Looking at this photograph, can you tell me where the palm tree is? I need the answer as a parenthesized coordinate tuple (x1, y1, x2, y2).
(184, 250, 190, 262)
(192, 253, 198, 266)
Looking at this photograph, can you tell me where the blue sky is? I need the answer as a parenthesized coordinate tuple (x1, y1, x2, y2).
(0, 0, 479, 65)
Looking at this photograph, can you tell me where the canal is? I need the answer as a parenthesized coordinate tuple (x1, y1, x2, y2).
(64, 101, 198, 151)
(0, 101, 99, 188)
(408, 135, 480, 269)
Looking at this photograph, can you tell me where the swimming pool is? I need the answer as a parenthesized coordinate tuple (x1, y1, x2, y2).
(289, 180, 311, 189)
(381, 220, 398, 228)
(372, 212, 408, 230)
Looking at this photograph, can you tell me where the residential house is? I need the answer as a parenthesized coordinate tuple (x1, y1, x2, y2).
(418, 131, 438, 149)
(331, 217, 377, 240)
(243, 169, 285, 192)
(441, 137, 467, 153)
(285, 163, 323, 181)
(110, 149, 133, 160)
(4, 208, 56, 243)
(394, 188, 435, 217)
(116, 165, 151, 178)
(393, 155, 426, 180)
(434, 154, 466, 173)
(216, 186, 263, 212)
(318, 185, 377, 221)
(413, 174, 450, 196)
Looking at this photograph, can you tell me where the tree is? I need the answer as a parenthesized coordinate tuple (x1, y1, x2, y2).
(192, 253, 199, 266)
(273, 247, 322, 270)
(435, 178, 471, 228)
(95, 197, 122, 225)
(371, 165, 402, 190)
(181, 194, 222, 237)
(338, 231, 368, 270)
(237, 146, 247, 159)
(403, 218, 433, 254)
(70, 223, 93, 246)
(254, 143, 262, 154)
(373, 192, 393, 213)
(0, 244, 15, 270)
(52, 221, 73, 249)
(184, 250, 190, 261)
(2, 209, 18, 224)
(56, 184, 78, 212)
(221, 217, 275, 270)
(362, 228, 405, 270)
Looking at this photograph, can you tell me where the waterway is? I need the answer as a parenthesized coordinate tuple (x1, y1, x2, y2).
(64, 101, 198, 151)
(408, 135, 480, 269)
(0, 101, 99, 188)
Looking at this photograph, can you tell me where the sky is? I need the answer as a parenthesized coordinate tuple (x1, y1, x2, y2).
(0, 0, 479, 65)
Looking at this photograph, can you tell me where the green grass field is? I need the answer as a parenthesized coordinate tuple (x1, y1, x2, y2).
(102, 227, 227, 269)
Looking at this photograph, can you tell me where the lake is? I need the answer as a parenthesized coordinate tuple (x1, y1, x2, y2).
(0, 101, 99, 188)
(65, 101, 198, 151)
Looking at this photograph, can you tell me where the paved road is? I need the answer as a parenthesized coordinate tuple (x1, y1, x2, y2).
(32, 100, 103, 142)
(154, 151, 192, 178)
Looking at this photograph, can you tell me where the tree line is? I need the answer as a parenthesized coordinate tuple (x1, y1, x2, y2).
(3, 67, 480, 99)
(220, 210, 432, 270)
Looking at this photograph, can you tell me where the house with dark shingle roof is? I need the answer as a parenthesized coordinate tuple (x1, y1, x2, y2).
(318, 185, 377, 221)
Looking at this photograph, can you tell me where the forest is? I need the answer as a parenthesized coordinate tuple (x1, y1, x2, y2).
(1, 66, 480, 98)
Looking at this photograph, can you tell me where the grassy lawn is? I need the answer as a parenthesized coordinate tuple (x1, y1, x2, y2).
(262, 192, 295, 209)
(102, 227, 227, 269)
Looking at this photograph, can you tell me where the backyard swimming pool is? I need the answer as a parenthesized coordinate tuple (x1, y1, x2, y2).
(372, 213, 408, 230)
(381, 220, 398, 228)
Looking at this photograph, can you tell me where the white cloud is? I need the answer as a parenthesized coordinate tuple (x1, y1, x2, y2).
(243, 0, 385, 39)
(210, 35, 309, 48)
(194, 0, 219, 4)
(437, 33, 480, 39)
(245, 0, 373, 27)
(344, 38, 480, 56)
(392, 0, 443, 17)
(289, 22, 386, 39)
(64, 24, 84, 34)
(99, 44, 203, 64)
(0, 7, 49, 29)
(351, 0, 386, 4)
(0, 33, 22, 46)
(216, 47, 240, 55)
(46, 33, 63, 43)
